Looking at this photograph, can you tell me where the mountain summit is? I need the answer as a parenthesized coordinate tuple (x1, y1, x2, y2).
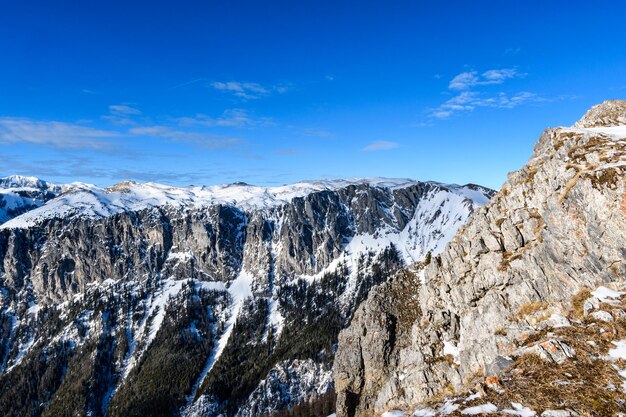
(574, 99, 626, 128)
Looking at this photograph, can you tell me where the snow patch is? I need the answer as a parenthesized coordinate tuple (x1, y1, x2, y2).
(181, 270, 253, 416)
(413, 408, 436, 417)
(443, 341, 461, 365)
(267, 298, 285, 338)
(382, 411, 406, 417)
(609, 339, 626, 360)
(461, 403, 498, 415)
(592, 286, 625, 303)
(502, 403, 536, 416)
(583, 125, 626, 139)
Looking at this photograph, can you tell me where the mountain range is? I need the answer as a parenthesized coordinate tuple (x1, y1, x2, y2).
(0, 175, 492, 417)
(2, 100, 625, 417)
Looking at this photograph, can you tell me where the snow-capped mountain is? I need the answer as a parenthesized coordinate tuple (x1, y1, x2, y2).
(0, 176, 493, 417)
(0, 175, 64, 224)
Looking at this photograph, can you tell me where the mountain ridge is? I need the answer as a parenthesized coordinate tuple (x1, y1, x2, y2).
(0, 173, 492, 417)
(0, 177, 492, 230)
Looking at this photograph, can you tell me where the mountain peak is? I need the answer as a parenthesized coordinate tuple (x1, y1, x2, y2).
(574, 99, 626, 128)
(0, 175, 48, 190)
(105, 180, 139, 192)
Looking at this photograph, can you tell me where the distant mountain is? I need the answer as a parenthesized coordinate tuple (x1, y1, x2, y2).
(0, 176, 492, 417)
(0, 175, 64, 224)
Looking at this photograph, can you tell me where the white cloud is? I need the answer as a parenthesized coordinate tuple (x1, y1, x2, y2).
(430, 91, 545, 119)
(129, 125, 241, 149)
(448, 68, 523, 90)
(176, 109, 273, 128)
(103, 104, 143, 126)
(0, 117, 120, 149)
(449, 71, 480, 90)
(482, 68, 521, 83)
(430, 67, 539, 119)
(362, 141, 399, 151)
(109, 104, 142, 116)
(212, 81, 289, 99)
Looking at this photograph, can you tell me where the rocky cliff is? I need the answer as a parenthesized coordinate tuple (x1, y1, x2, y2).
(0, 177, 491, 417)
(333, 100, 626, 416)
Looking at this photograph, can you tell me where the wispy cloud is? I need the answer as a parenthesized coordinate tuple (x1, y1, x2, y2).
(103, 104, 142, 126)
(362, 141, 399, 151)
(109, 104, 142, 116)
(129, 125, 241, 149)
(428, 67, 547, 119)
(504, 47, 521, 56)
(176, 109, 273, 128)
(81, 88, 101, 95)
(449, 68, 523, 90)
(430, 91, 545, 119)
(212, 81, 289, 100)
(0, 117, 120, 149)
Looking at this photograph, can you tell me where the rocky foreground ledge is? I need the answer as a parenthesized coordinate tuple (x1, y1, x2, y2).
(334, 100, 626, 416)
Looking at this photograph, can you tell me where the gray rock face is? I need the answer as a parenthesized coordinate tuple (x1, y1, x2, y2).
(0, 181, 489, 303)
(333, 100, 626, 416)
(513, 339, 576, 364)
(0, 178, 491, 417)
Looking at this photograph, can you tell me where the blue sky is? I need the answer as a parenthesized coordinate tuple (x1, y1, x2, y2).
(1, 1, 625, 189)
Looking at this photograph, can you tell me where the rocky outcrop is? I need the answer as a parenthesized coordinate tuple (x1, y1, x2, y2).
(574, 99, 626, 127)
(334, 100, 626, 416)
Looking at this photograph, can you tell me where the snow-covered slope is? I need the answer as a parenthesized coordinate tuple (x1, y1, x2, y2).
(0, 175, 493, 417)
(0, 175, 64, 224)
(0, 178, 491, 230)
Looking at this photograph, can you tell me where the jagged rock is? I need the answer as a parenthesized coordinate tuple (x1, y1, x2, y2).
(334, 100, 626, 416)
(583, 297, 601, 317)
(537, 314, 571, 330)
(485, 355, 514, 377)
(612, 309, 626, 319)
(590, 310, 613, 322)
(574, 100, 626, 127)
(484, 376, 505, 394)
(515, 340, 576, 364)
